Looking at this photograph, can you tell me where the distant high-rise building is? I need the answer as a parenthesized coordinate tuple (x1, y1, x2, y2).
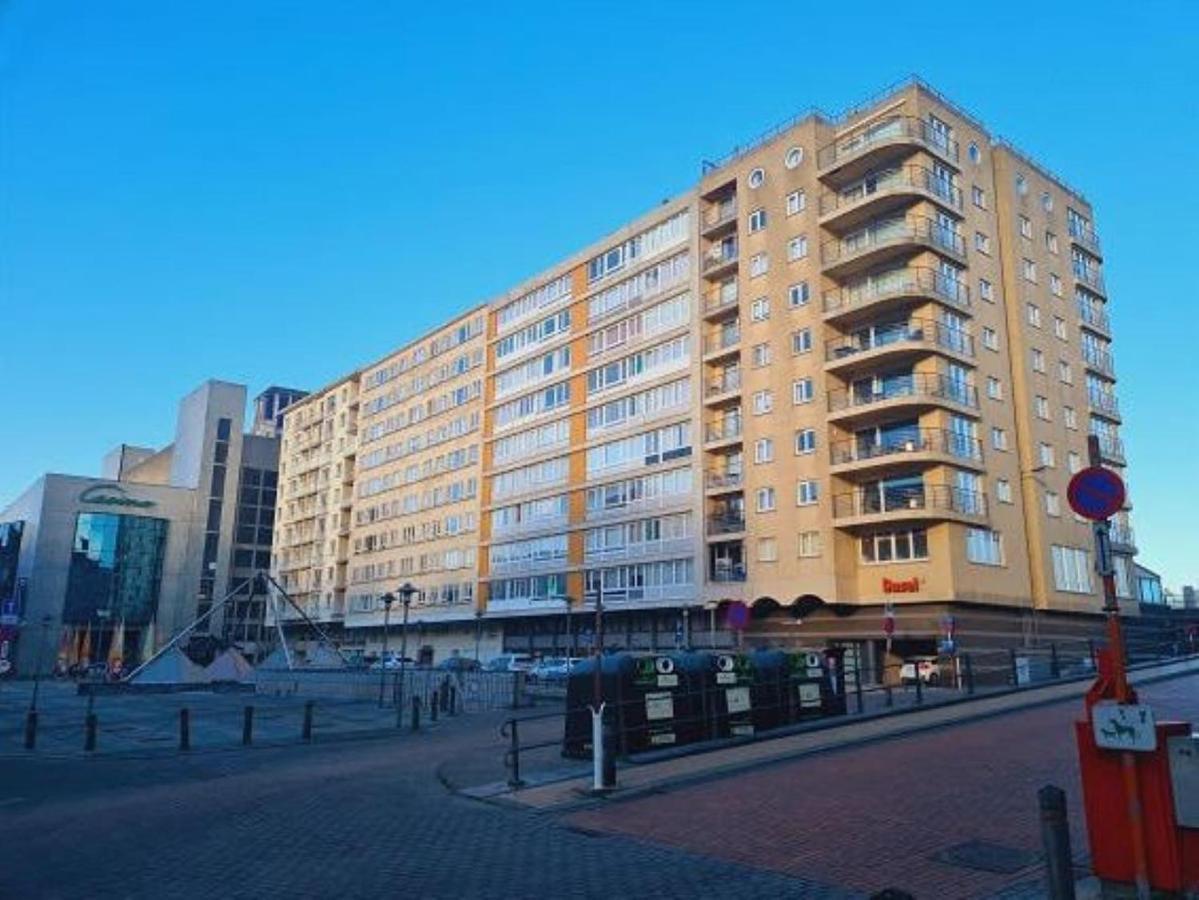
(253, 386, 308, 438)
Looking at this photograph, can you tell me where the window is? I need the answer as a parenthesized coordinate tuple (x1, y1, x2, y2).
(792, 378, 814, 404)
(751, 296, 770, 321)
(975, 232, 991, 254)
(982, 327, 999, 351)
(979, 279, 994, 302)
(784, 146, 804, 169)
(1038, 442, 1056, 467)
(756, 487, 776, 512)
(1032, 349, 1045, 372)
(754, 438, 774, 463)
(1019, 216, 1033, 239)
(971, 185, 986, 208)
(752, 343, 771, 367)
(794, 428, 816, 454)
(1059, 360, 1073, 384)
(987, 376, 1003, 400)
(1022, 258, 1037, 283)
(1042, 191, 1054, 212)
(996, 479, 1013, 503)
(1046, 232, 1059, 255)
(791, 328, 812, 355)
(1035, 395, 1050, 420)
(786, 190, 806, 215)
(752, 390, 773, 415)
(796, 480, 819, 506)
(749, 252, 769, 277)
(860, 528, 929, 562)
(1046, 492, 1061, 517)
(1053, 317, 1067, 341)
(797, 530, 822, 558)
(991, 427, 1009, 450)
(788, 282, 810, 308)
(1047, 273, 1062, 297)
(1027, 303, 1042, 327)
(748, 167, 765, 188)
(748, 208, 767, 232)
(1016, 173, 1028, 196)
(966, 528, 1003, 565)
(1064, 406, 1077, 429)
(1052, 545, 1092, 593)
(787, 235, 808, 261)
(758, 537, 778, 562)
(1068, 451, 1081, 473)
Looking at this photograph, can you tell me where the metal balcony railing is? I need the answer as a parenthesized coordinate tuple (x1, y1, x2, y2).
(1094, 435, 1125, 463)
(702, 243, 739, 273)
(709, 565, 748, 583)
(832, 484, 986, 520)
(701, 200, 738, 233)
(817, 115, 960, 170)
(829, 428, 983, 466)
(1110, 523, 1136, 548)
(821, 216, 966, 267)
(707, 515, 747, 535)
(706, 370, 742, 396)
(827, 372, 979, 413)
(705, 418, 743, 443)
(824, 319, 974, 363)
(1082, 346, 1115, 376)
(705, 470, 744, 491)
(818, 165, 963, 216)
(1069, 222, 1102, 255)
(1088, 390, 1120, 418)
(823, 266, 971, 316)
(703, 326, 742, 355)
(1073, 264, 1106, 294)
(704, 284, 739, 314)
(1077, 300, 1111, 333)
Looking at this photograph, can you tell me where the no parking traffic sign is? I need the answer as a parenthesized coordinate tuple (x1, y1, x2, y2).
(1067, 466, 1125, 521)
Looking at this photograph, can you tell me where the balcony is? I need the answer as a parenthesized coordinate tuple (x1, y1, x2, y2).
(1087, 389, 1120, 420)
(824, 319, 974, 373)
(832, 483, 987, 527)
(1082, 346, 1115, 377)
(821, 216, 967, 278)
(707, 514, 747, 536)
(584, 536, 693, 565)
(1074, 266, 1106, 295)
(701, 200, 738, 238)
(704, 417, 743, 446)
(818, 165, 963, 230)
(704, 283, 739, 319)
(1094, 435, 1126, 465)
(702, 242, 739, 279)
(703, 325, 742, 360)
(817, 115, 960, 180)
(1077, 301, 1110, 335)
(709, 565, 748, 584)
(704, 370, 742, 403)
(705, 470, 744, 493)
(1069, 222, 1103, 257)
(829, 428, 984, 475)
(1109, 523, 1136, 552)
(827, 372, 979, 423)
(823, 266, 970, 323)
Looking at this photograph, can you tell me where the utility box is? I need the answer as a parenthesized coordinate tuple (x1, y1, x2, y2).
(626, 652, 707, 752)
(786, 650, 832, 723)
(708, 652, 756, 739)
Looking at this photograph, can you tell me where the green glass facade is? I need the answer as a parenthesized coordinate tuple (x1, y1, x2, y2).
(63, 513, 168, 627)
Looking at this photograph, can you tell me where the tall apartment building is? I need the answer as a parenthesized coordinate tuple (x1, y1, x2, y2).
(271, 80, 1134, 666)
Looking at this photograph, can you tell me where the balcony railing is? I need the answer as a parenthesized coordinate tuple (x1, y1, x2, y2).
(1082, 346, 1115, 376)
(702, 243, 739, 274)
(705, 470, 744, 491)
(701, 200, 738, 233)
(703, 325, 742, 355)
(706, 370, 742, 396)
(821, 216, 966, 268)
(827, 372, 979, 413)
(829, 428, 983, 467)
(1077, 301, 1110, 333)
(1110, 523, 1136, 548)
(823, 266, 971, 317)
(1073, 265, 1106, 294)
(707, 515, 747, 535)
(704, 284, 739, 314)
(1094, 434, 1125, 463)
(584, 537, 693, 564)
(824, 319, 974, 363)
(709, 565, 748, 584)
(1088, 389, 1120, 418)
(817, 115, 960, 171)
(1069, 222, 1102, 255)
(832, 484, 986, 520)
(705, 418, 743, 443)
(818, 165, 963, 217)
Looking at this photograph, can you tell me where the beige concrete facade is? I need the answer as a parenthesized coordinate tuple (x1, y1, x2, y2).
(270, 80, 1135, 661)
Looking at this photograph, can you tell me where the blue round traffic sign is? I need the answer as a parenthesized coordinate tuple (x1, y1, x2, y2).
(1067, 466, 1125, 521)
(725, 600, 750, 631)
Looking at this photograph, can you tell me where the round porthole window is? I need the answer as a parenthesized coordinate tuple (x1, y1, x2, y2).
(784, 146, 804, 169)
(1015, 174, 1028, 196)
(748, 167, 765, 188)
(968, 142, 981, 164)
(1041, 191, 1054, 212)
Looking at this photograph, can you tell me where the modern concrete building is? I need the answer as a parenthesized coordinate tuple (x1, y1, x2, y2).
(270, 79, 1136, 668)
(0, 380, 304, 675)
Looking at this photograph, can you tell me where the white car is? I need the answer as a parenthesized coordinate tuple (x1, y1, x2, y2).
(484, 654, 534, 674)
(900, 657, 941, 685)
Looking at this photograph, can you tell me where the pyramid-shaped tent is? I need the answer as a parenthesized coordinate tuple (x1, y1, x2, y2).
(304, 643, 347, 669)
(129, 646, 205, 684)
(204, 648, 255, 682)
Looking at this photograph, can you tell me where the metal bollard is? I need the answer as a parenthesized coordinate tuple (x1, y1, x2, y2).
(179, 708, 191, 751)
(1050, 643, 1061, 680)
(449, 686, 457, 716)
(410, 695, 420, 732)
(914, 669, 924, 705)
(853, 661, 864, 715)
(601, 708, 617, 788)
(430, 690, 439, 722)
(1088, 638, 1097, 669)
(1038, 785, 1076, 900)
(84, 712, 98, 752)
(301, 700, 314, 742)
(884, 683, 893, 708)
(242, 706, 254, 746)
(24, 710, 37, 750)
(964, 653, 975, 695)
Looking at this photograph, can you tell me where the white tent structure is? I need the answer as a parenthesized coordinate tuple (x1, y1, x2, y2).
(129, 646, 205, 684)
(204, 648, 254, 682)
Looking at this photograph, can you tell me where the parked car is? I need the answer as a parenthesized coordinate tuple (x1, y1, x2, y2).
(528, 656, 573, 682)
(484, 653, 534, 674)
(368, 653, 414, 671)
(436, 656, 481, 672)
(900, 656, 941, 685)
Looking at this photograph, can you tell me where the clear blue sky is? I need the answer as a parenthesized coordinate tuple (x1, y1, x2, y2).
(2, 1, 1197, 590)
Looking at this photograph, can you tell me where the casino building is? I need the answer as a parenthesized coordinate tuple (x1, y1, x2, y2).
(0, 380, 305, 676)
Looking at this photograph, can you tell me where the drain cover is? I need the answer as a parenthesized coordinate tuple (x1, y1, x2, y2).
(931, 840, 1041, 874)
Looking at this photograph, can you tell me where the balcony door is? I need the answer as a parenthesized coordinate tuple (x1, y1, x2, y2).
(948, 414, 977, 460)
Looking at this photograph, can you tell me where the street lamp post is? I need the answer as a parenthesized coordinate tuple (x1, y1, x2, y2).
(28, 615, 53, 712)
(473, 609, 483, 663)
(396, 582, 416, 708)
(681, 606, 691, 651)
(377, 593, 396, 707)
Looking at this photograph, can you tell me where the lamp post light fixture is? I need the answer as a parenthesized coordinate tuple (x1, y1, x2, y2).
(29, 614, 53, 712)
(396, 582, 417, 704)
(377, 592, 396, 707)
(473, 608, 483, 663)
(549, 594, 575, 657)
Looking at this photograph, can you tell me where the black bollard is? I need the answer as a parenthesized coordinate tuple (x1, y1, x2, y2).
(449, 685, 458, 716)
(963, 653, 975, 695)
(24, 710, 37, 750)
(1009, 648, 1019, 686)
(242, 705, 254, 746)
(302, 701, 314, 742)
(84, 712, 97, 752)
(179, 708, 191, 752)
(1039, 785, 1076, 899)
(410, 695, 421, 732)
(1050, 643, 1061, 680)
(430, 690, 439, 722)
